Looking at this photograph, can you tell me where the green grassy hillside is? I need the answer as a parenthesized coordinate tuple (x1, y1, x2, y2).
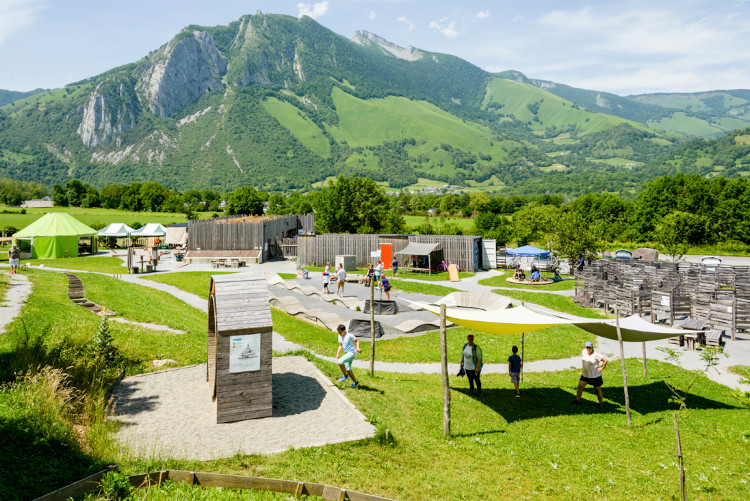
(484, 78, 645, 136)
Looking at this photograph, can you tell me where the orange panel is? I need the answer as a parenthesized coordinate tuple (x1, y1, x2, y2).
(380, 243, 393, 269)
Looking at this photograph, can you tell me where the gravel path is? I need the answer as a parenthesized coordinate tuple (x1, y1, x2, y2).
(0, 272, 32, 333)
(111, 356, 375, 460)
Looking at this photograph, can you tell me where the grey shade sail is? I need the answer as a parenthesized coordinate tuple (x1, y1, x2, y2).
(395, 242, 440, 256)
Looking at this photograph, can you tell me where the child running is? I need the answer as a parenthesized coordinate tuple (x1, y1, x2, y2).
(335, 324, 361, 388)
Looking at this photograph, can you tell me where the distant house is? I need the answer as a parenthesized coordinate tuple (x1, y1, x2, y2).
(21, 198, 54, 208)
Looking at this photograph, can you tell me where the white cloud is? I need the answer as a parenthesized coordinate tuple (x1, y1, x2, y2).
(0, 0, 45, 45)
(297, 1, 329, 20)
(430, 17, 458, 38)
(477, 11, 490, 19)
(397, 16, 415, 31)
(367, 10, 376, 21)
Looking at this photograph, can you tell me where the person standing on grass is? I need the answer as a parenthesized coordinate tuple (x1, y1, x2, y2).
(8, 243, 20, 274)
(460, 334, 483, 397)
(336, 324, 361, 388)
(573, 341, 608, 408)
(336, 263, 346, 296)
(508, 345, 522, 397)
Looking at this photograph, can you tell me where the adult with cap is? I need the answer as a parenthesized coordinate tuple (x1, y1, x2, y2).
(460, 333, 483, 397)
(573, 341, 608, 408)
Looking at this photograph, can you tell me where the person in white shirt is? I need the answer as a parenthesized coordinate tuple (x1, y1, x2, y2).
(573, 341, 608, 408)
(335, 324, 362, 388)
(336, 264, 346, 296)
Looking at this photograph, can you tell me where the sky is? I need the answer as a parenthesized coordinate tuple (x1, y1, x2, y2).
(1, 0, 750, 96)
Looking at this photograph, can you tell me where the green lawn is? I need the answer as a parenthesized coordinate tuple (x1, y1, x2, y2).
(494, 289, 607, 319)
(0, 206, 200, 231)
(728, 365, 750, 379)
(390, 279, 460, 296)
(272, 309, 591, 362)
(141, 271, 237, 300)
(23, 256, 128, 274)
(4, 270, 750, 500)
(122, 356, 750, 500)
(478, 272, 576, 291)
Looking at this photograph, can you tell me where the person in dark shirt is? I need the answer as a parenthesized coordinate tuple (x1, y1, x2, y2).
(508, 345, 522, 397)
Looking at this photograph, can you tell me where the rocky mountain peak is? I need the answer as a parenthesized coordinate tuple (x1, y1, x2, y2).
(350, 30, 423, 61)
(135, 30, 228, 117)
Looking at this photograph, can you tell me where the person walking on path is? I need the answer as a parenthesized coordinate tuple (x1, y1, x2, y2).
(460, 334, 483, 397)
(336, 263, 346, 296)
(8, 243, 20, 275)
(322, 268, 330, 294)
(573, 341, 608, 408)
(508, 345, 522, 397)
(392, 256, 398, 277)
(336, 324, 361, 388)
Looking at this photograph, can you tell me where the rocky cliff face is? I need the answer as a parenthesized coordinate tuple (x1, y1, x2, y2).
(350, 30, 423, 61)
(77, 77, 140, 148)
(136, 30, 227, 117)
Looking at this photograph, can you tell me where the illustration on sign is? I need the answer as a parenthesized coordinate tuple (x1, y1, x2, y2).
(229, 334, 261, 373)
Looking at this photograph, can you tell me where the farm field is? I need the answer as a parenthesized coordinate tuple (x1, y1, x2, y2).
(0, 206, 207, 231)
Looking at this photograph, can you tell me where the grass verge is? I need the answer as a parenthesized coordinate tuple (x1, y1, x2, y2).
(479, 273, 576, 291)
(26, 256, 128, 274)
(272, 309, 591, 362)
(141, 271, 236, 300)
(118, 357, 750, 500)
(493, 289, 607, 319)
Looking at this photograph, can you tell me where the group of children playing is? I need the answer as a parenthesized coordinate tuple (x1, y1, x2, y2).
(323, 260, 394, 299)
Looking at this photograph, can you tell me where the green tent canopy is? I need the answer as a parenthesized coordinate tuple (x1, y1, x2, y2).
(14, 212, 98, 259)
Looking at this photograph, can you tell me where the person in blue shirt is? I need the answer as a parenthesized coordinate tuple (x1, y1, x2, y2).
(380, 274, 391, 300)
(530, 265, 541, 281)
(336, 324, 362, 388)
(508, 346, 522, 397)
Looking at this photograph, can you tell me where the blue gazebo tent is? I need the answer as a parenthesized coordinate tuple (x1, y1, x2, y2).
(506, 245, 550, 258)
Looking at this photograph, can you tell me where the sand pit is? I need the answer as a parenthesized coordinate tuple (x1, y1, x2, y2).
(110, 356, 375, 461)
(506, 277, 554, 285)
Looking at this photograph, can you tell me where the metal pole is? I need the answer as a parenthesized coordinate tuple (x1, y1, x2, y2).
(440, 304, 451, 437)
(520, 332, 525, 382)
(370, 275, 375, 377)
(615, 307, 632, 427)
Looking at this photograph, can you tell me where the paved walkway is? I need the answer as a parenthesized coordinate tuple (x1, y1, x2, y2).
(0, 272, 32, 333)
(111, 356, 375, 460)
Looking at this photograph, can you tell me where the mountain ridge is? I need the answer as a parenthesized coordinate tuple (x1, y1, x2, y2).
(0, 12, 747, 195)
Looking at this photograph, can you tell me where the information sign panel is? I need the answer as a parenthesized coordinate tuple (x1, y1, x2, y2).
(229, 334, 261, 373)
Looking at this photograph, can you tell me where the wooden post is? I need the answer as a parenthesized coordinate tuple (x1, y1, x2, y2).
(615, 307, 632, 427)
(642, 341, 648, 378)
(370, 276, 375, 377)
(520, 332, 525, 382)
(674, 413, 686, 501)
(440, 304, 450, 437)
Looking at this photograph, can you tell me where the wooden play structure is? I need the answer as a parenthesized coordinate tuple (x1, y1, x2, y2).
(207, 274, 273, 423)
(575, 260, 750, 342)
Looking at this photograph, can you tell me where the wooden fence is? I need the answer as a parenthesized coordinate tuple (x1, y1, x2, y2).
(188, 214, 314, 261)
(298, 233, 482, 271)
(33, 468, 394, 501)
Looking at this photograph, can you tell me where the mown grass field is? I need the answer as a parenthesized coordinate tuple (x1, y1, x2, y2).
(3, 269, 748, 500)
(0, 206, 201, 231)
(479, 272, 577, 291)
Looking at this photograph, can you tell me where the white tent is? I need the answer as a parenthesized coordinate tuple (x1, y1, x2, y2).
(130, 223, 167, 237)
(97, 223, 134, 237)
